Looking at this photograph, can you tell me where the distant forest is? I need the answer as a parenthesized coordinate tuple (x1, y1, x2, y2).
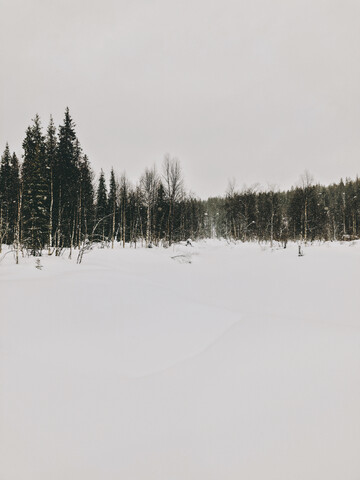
(0, 108, 359, 258)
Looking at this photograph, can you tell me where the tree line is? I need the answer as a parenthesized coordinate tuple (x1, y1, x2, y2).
(0, 109, 359, 260)
(0, 109, 206, 259)
(214, 170, 360, 246)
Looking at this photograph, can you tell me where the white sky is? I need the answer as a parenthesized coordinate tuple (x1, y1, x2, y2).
(1, 0, 360, 198)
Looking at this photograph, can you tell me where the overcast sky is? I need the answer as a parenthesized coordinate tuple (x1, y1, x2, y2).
(1, 0, 359, 198)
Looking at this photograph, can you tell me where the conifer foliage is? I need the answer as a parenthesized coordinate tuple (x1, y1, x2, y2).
(96, 169, 108, 242)
(21, 115, 48, 254)
(0, 108, 359, 258)
(0, 144, 13, 246)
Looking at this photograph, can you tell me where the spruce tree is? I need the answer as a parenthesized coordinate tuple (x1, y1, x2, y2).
(119, 174, 130, 248)
(8, 153, 21, 244)
(96, 169, 108, 242)
(108, 168, 117, 247)
(155, 181, 167, 242)
(78, 154, 95, 243)
(0, 144, 12, 246)
(22, 115, 48, 254)
(55, 107, 80, 248)
(45, 116, 57, 251)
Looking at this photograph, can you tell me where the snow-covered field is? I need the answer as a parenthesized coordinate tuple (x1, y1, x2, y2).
(1, 240, 359, 480)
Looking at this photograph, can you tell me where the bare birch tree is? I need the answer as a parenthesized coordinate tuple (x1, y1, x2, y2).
(140, 166, 159, 246)
(162, 154, 184, 244)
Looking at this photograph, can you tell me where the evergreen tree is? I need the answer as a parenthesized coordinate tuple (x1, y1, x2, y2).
(118, 173, 130, 247)
(55, 107, 80, 248)
(8, 153, 21, 244)
(108, 168, 118, 247)
(0, 144, 12, 246)
(96, 169, 108, 241)
(45, 116, 57, 250)
(154, 181, 167, 243)
(78, 154, 95, 242)
(22, 115, 48, 254)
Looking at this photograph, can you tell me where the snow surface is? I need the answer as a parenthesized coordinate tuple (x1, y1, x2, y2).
(1, 240, 360, 479)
